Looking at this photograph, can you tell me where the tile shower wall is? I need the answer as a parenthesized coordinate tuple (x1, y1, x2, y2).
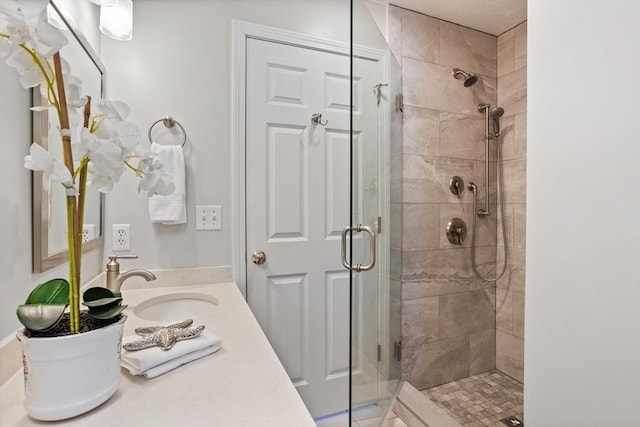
(388, 6, 499, 390)
(495, 21, 527, 383)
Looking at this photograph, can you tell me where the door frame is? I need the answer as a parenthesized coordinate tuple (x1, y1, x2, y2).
(231, 19, 388, 298)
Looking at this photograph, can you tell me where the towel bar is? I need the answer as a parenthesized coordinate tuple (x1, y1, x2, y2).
(148, 116, 187, 147)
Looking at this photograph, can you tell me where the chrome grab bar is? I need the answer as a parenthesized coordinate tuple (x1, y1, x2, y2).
(341, 224, 376, 272)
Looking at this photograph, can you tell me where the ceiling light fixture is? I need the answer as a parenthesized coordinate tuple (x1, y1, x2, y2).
(99, 0, 133, 41)
(88, 0, 119, 6)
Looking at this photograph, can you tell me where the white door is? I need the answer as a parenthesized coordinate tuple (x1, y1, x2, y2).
(246, 38, 379, 417)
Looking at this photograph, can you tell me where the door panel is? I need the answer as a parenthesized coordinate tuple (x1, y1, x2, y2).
(246, 38, 361, 417)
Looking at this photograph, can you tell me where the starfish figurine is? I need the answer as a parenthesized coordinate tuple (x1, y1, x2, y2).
(124, 319, 205, 352)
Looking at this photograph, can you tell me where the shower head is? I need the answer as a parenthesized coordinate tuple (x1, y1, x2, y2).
(452, 68, 478, 87)
(490, 107, 505, 137)
(490, 107, 505, 119)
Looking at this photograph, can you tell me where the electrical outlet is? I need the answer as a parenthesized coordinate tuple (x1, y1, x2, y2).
(112, 224, 131, 251)
(82, 224, 96, 243)
(195, 205, 222, 230)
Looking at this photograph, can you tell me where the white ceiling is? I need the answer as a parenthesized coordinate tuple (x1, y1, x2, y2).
(381, 0, 527, 36)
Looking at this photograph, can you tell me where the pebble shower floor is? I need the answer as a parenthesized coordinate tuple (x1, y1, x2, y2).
(422, 370, 524, 426)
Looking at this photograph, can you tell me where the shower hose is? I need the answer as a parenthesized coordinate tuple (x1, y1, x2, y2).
(469, 138, 509, 283)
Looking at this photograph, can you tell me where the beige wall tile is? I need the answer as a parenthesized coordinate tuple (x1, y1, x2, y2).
(391, 279, 402, 300)
(514, 21, 527, 70)
(401, 179, 429, 203)
(439, 112, 484, 160)
(403, 203, 440, 250)
(470, 329, 496, 375)
(391, 178, 402, 203)
(440, 21, 497, 78)
(513, 291, 525, 339)
(391, 202, 403, 250)
(403, 154, 436, 181)
(497, 67, 527, 117)
(472, 74, 498, 112)
(401, 9, 439, 63)
(438, 288, 495, 339)
(496, 203, 514, 248)
(498, 115, 516, 160)
(391, 248, 402, 281)
(406, 336, 470, 389)
(404, 155, 475, 203)
(496, 288, 513, 333)
(496, 330, 524, 382)
(472, 245, 497, 283)
(400, 250, 430, 284)
(513, 203, 526, 249)
(473, 160, 498, 205)
(497, 28, 515, 78)
(403, 106, 440, 156)
(515, 112, 527, 159)
(402, 296, 439, 347)
(502, 159, 526, 203)
(496, 247, 526, 293)
(416, 248, 472, 287)
(391, 153, 403, 181)
(403, 57, 474, 114)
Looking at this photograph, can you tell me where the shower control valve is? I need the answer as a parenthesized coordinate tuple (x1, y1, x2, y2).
(449, 176, 465, 198)
(445, 218, 467, 245)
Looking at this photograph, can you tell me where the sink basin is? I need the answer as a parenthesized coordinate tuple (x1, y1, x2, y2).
(133, 292, 219, 322)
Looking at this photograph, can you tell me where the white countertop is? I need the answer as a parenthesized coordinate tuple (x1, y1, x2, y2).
(0, 282, 316, 427)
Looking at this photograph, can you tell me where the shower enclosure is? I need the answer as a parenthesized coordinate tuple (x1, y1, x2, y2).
(347, 1, 403, 424)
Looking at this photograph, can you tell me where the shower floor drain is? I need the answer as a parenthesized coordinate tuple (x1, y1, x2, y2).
(501, 415, 524, 426)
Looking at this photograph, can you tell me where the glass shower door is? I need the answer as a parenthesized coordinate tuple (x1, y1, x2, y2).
(349, 0, 403, 424)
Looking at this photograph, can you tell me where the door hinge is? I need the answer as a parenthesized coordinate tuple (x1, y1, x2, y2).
(377, 344, 382, 362)
(395, 93, 403, 113)
(394, 341, 402, 362)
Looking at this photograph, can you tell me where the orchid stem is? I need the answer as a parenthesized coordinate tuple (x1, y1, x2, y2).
(53, 53, 80, 334)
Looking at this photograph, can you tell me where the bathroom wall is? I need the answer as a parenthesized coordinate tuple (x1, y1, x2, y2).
(100, 0, 350, 272)
(388, 6, 499, 390)
(0, 1, 102, 341)
(526, 1, 640, 424)
(495, 21, 527, 383)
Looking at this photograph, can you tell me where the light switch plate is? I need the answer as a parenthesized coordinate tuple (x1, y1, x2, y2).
(196, 205, 221, 230)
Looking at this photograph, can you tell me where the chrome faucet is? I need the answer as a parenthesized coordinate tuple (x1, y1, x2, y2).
(106, 255, 156, 292)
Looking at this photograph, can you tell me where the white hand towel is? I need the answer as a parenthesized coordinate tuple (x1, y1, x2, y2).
(121, 331, 222, 376)
(148, 142, 186, 224)
(129, 344, 222, 379)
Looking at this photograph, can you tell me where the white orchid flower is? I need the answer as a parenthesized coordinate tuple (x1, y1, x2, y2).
(97, 100, 131, 120)
(73, 128, 125, 183)
(87, 167, 122, 193)
(24, 142, 74, 193)
(115, 120, 141, 153)
(136, 151, 174, 196)
(0, 0, 67, 55)
(4, 47, 47, 88)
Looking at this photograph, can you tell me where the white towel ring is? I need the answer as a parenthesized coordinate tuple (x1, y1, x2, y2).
(148, 116, 187, 147)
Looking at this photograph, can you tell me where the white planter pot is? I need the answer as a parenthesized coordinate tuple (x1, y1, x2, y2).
(16, 315, 126, 421)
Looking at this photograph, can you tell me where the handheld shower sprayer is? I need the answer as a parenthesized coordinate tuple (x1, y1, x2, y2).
(490, 107, 505, 138)
(478, 104, 504, 139)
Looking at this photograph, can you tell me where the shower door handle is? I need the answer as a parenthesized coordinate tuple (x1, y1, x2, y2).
(341, 225, 376, 272)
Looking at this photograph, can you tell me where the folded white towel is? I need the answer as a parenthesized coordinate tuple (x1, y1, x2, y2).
(121, 331, 222, 377)
(129, 344, 221, 379)
(148, 142, 186, 224)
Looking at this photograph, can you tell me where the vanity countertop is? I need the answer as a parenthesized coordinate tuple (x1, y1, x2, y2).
(0, 282, 316, 427)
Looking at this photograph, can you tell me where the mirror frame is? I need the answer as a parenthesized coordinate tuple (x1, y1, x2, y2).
(32, 0, 106, 273)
